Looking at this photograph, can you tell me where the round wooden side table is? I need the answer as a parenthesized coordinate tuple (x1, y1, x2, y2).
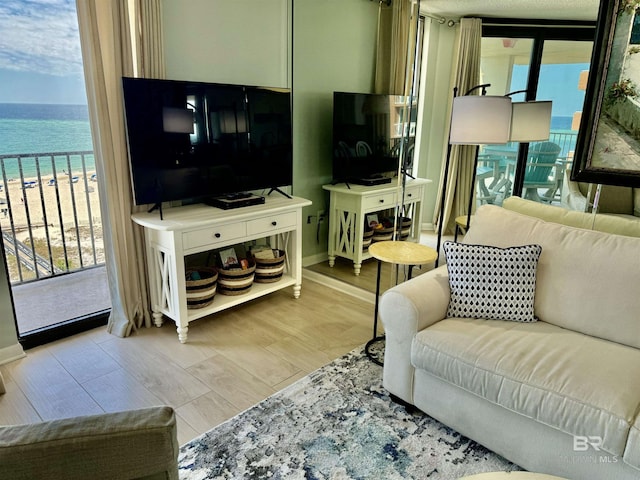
(366, 240, 437, 365)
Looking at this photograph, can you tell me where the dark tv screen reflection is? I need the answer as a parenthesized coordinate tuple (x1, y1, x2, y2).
(332, 91, 416, 185)
(122, 77, 292, 205)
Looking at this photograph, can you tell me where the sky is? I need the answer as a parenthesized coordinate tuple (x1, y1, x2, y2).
(0, 0, 87, 105)
(512, 63, 590, 117)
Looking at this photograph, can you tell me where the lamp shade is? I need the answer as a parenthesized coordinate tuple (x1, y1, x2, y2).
(509, 101, 552, 142)
(449, 95, 512, 145)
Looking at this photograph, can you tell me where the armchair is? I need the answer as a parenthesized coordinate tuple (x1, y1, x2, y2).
(562, 168, 640, 219)
(522, 141, 562, 203)
(0, 406, 179, 480)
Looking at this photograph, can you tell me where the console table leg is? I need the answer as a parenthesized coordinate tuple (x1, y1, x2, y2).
(328, 255, 335, 267)
(353, 262, 361, 276)
(152, 311, 164, 328)
(293, 284, 302, 299)
(177, 326, 188, 344)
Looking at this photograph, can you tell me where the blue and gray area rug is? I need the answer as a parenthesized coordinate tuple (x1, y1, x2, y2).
(178, 346, 521, 479)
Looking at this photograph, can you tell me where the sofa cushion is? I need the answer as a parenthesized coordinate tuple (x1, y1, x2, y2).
(503, 196, 640, 238)
(443, 241, 541, 322)
(463, 205, 640, 350)
(411, 318, 640, 457)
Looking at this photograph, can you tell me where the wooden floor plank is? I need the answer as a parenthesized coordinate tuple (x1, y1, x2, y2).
(0, 366, 42, 426)
(98, 338, 210, 407)
(176, 391, 242, 437)
(186, 353, 276, 411)
(3, 348, 103, 420)
(81, 368, 165, 413)
(48, 334, 122, 384)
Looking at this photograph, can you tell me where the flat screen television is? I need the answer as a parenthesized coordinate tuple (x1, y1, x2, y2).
(122, 77, 292, 206)
(332, 91, 416, 186)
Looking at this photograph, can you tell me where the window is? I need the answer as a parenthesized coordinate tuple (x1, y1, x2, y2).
(479, 22, 595, 207)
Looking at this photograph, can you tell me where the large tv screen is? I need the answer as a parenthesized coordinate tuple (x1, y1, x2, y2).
(332, 92, 415, 185)
(122, 77, 292, 205)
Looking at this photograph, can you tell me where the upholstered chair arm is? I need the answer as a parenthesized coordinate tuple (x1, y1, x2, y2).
(0, 406, 179, 480)
(561, 167, 588, 212)
(380, 266, 450, 404)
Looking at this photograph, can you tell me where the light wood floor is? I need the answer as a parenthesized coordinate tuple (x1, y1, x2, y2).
(0, 279, 373, 445)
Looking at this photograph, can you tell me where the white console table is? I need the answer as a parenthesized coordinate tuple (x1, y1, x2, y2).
(322, 178, 430, 275)
(132, 196, 312, 343)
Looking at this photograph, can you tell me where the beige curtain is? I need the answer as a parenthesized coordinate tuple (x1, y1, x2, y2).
(76, 0, 165, 337)
(433, 18, 482, 234)
(374, 0, 418, 95)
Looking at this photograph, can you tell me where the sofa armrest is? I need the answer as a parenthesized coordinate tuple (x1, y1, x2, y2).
(379, 265, 450, 404)
(0, 406, 179, 480)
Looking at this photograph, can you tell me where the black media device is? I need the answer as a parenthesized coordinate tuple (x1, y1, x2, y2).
(122, 77, 293, 211)
(332, 91, 416, 186)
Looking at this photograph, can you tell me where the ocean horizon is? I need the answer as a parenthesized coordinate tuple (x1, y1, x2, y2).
(0, 103, 95, 180)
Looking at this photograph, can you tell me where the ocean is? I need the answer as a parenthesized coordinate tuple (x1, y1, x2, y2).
(0, 103, 95, 180)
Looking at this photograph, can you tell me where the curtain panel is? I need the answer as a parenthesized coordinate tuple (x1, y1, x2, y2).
(433, 18, 482, 235)
(374, 0, 418, 95)
(76, 0, 165, 337)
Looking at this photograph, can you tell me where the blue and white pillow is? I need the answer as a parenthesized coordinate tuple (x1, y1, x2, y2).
(443, 241, 542, 322)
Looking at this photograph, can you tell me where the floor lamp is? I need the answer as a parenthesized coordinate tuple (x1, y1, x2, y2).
(435, 85, 512, 266)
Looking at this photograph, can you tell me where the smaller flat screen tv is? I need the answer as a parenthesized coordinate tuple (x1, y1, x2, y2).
(332, 92, 416, 186)
(122, 77, 292, 206)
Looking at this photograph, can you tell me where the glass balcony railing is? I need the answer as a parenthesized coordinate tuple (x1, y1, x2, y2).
(0, 150, 104, 285)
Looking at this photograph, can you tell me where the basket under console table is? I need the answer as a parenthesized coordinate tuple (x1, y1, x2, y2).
(132, 196, 312, 343)
(322, 178, 430, 275)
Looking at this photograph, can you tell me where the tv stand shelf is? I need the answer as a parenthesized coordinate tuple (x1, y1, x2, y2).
(132, 195, 312, 343)
(323, 178, 430, 275)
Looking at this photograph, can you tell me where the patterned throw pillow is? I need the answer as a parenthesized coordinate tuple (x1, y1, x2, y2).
(443, 241, 542, 322)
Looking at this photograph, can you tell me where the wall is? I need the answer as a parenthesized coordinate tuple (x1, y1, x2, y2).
(163, 0, 290, 88)
(162, 0, 378, 261)
(0, 243, 25, 365)
(293, 0, 379, 261)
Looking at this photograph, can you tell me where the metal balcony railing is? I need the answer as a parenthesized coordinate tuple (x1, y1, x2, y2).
(0, 150, 104, 285)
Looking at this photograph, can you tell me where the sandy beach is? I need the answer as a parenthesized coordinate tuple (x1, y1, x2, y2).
(0, 171, 104, 278)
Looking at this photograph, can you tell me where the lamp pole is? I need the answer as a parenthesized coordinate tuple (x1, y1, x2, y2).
(435, 84, 491, 267)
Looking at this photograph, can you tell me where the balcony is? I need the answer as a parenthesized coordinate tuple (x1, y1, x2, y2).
(0, 151, 110, 334)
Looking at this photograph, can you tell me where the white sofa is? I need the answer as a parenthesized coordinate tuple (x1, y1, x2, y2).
(380, 204, 640, 480)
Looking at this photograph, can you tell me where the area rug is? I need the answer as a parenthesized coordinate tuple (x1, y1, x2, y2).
(178, 345, 521, 479)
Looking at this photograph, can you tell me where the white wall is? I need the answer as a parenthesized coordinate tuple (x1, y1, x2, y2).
(163, 0, 290, 87)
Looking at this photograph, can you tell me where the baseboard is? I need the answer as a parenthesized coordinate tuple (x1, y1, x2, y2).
(303, 269, 375, 305)
(0, 342, 25, 366)
(303, 252, 328, 268)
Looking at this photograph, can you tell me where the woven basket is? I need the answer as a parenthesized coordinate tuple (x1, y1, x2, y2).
(218, 261, 256, 295)
(362, 230, 373, 250)
(185, 267, 218, 309)
(372, 225, 394, 242)
(253, 249, 286, 283)
(396, 217, 412, 240)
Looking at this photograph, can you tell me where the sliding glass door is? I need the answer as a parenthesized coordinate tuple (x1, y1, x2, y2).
(478, 23, 594, 208)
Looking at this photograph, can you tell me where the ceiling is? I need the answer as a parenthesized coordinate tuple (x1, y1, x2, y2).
(420, 0, 600, 23)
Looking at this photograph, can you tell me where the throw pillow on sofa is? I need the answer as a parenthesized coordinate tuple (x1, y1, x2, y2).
(443, 241, 542, 322)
